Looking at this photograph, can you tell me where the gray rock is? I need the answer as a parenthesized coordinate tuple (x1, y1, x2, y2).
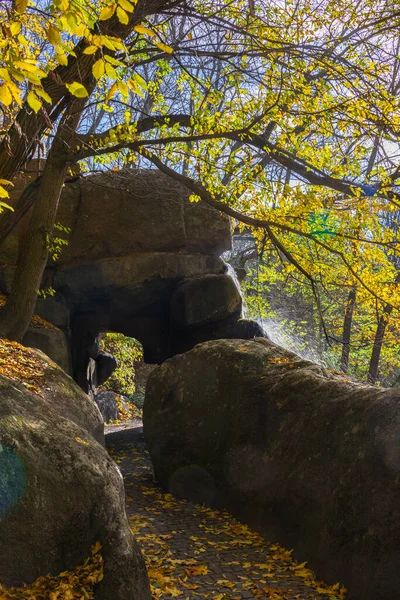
(170, 274, 242, 328)
(144, 338, 400, 600)
(22, 324, 71, 374)
(34, 297, 70, 329)
(94, 390, 118, 423)
(1, 168, 258, 392)
(0, 346, 150, 599)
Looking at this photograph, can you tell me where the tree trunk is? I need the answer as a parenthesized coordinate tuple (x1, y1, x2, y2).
(340, 286, 356, 373)
(368, 272, 400, 384)
(0, 102, 83, 341)
(368, 307, 391, 384)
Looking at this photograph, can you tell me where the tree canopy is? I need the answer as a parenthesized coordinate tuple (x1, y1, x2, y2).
(0, 0, 399, 380)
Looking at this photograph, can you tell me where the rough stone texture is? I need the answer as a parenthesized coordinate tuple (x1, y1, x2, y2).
(170, 274, 242, 328)
(0, 168, 265, 391)
(0, 350, 150, 599)
(1, 168, 231, 268)
(0, 168, 253, 390)
(32, 348, 104, 444)
(170, 317, 267, 356)
(94, 391, 118, 423)
(144, 338, 400, 600)
(22, 325, 71, 374)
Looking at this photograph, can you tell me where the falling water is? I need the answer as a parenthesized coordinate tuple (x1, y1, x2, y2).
(224, 262, 248, 318)
(257, 317, 326, 365)
(224, 262, 332, 367)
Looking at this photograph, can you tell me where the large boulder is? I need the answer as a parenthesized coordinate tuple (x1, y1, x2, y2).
(0, 168, 239, 388)
(94, 390, 118, 423)
(22, 323, 71, 374)
(0, 167, 264, 392)
(144, 338, 400, 600)
(0, 341, 150, 599)
(170, 274, 242, 328)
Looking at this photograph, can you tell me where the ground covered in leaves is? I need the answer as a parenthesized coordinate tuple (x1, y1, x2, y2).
(107, 425, 346, 600)
(0, 338, 46, 394)
(0, 543, 103, 600)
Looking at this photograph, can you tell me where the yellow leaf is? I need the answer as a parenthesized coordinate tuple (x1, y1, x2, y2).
(75, 24, 89, 36)
(132, 72, 147, 89)
(105, 82, 118, 101)
(15, 0, 28, 14)
(0, 68, 11, 82)
(154, 40, 173, 54)
(27, 91, 41, 113)
(46, 24, 61, 45)
(91, 541, 102, 554)
(55, 53, 68, 66)
(66, 82, 89, 97)
(35, 88, 52, 103)
(0, 201, 13, 212)
(92, 58, 105, 79)
(74, 436, 89, 445)
(0, 84, 12, 106)
(14, 61, 37, 73)
(18, 33, 28, 46)
(54, 0, 69, 9)
(116, 6, 128, 24)
(104, 55, 125, 66)
(105, 63, 117, 79)
(10, 22, 22, 36)
(118, 80, 129, 98)
(6, 81, 22, 106)
(0, 179, 13, 186)
(0, 187, 10, 199)
(99, 3, 116, 20)
(83, 45, 98, 55)
(134, 24, 156, 37)
(127, 77, 144, 98)
(119, 0, 134, 11)
(216, 580, 235, 589)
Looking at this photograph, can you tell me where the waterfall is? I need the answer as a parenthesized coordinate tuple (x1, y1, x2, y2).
(224, 262, 248, 318)
(258, 317, 324, 365)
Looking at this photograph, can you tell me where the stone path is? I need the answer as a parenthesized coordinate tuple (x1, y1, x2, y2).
(106, 425, 345, 600)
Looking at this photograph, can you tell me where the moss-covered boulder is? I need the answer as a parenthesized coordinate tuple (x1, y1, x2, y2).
(0, 340, 150, 599)
(144, 338, 400, 600)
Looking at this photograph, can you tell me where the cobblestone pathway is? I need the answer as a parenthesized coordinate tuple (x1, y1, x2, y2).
(106, 425, 345, 600)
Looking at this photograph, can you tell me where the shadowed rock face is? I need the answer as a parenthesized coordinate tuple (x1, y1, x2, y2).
(0, 347, 150, 599)
(144, 338, 400, 600)
(0, 168, 263, 391)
